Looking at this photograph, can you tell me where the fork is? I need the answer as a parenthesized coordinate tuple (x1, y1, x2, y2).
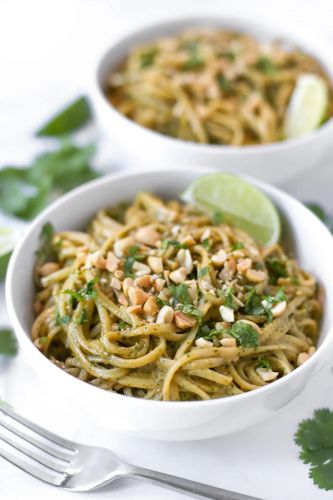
(0, 404, 260, 500)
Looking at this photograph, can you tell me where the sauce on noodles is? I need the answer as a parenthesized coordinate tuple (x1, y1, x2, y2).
(32, 193, 321, 401)
(106, 29, 333, 145)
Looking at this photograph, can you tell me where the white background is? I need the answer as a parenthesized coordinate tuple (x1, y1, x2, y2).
(1, 1, 333, 499)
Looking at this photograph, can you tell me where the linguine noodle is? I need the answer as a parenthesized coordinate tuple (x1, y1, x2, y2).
(106, 29, 333, 145)
(32, 193, 321, 401)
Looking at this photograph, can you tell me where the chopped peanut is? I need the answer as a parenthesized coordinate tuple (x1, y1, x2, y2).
(154, 278, 166, 292)
(128, 305, 143, 315)
(297, 352, 310, 366)
(38, 262, 60, 276)
(176, 249, 193, 274)
(118, 294, 128, 306)
(156, 305, 174, 324)
(256, 368, 279, 382)
(195, 338, 213, 348)
(114, 236, 135, 258)
(237, 258, 252, 274)
(308, 346, 316, 356)
(211, 249, 227, 267)
(271, 301, 287, 317)
(133, 261, 151, 276)
(143, 296, 159, 316)
(135, 225, 160, 247)
(246, 268, 266, 283)
(174, 311, 197, 329)
(135, 274, 152, 288)
(219, 305, 234, 322)
(128, 286, 150, 306)
(147, 256, 163, 274)
(220, 337, 237, 348)
(110, 277, 122, 290)
(122, 277, 133, 296)
(106, 251, 119, 272)
(169, 267, 187, 284)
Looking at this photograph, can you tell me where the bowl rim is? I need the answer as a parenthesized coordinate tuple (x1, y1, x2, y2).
(6, 167, 333, 409)
(94, 14, 333, 155)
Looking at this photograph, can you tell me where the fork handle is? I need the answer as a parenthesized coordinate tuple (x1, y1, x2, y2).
(126, 465, 261, 500)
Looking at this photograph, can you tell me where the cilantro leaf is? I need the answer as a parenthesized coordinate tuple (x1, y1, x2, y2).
(217, 75, 233, 93)
(161, 240, 187, 251)
(124, 245, 142, 277)
(266, 258, 288, 283)
(0, 328, 17, 356)
(198, 267, 209, 278)
(295, 408, 333, 490)
(140, 48, 159, 68)
(156, 297, 168, 308)
(196, 324, 221, 339)
(229, 321, 259, 347)
(256, 357, 271, 369)
(218, 286, 239, 310)
(36, 96, 92, 137)
(231, 242, 244, 251)
(177, 303, 202, 320)
(168, 283, 190, 306)
(64, 278, 98, 303)
(202, 238, 211, 250)
(255, 57, 277, 74)
(118, 320, 128, 331)
(55, 311, 71, 325)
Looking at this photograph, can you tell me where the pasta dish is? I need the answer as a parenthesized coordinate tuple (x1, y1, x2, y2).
(106, 29, 332, 145)
(32, 193, 321, 401)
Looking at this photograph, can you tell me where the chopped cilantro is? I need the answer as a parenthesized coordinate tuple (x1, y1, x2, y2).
(64, 278, 98, 303)
(168, 283, 190, 306)
(198, 267, 209, 278)
(202, 238, 211, 250)
(196, 324, 221, 339)
(256, 357, 271, 370)
(256, 57, 277, 74)
(161, 240, 187, 251)
(140, 48, 159, 68)
(266, 258, 288, 283)
(55, 311, 71, 325)
(156, 297, 168, 308)
(295, 408, 333, 490)
(124, 245, 142, 277)
(228, 321, 259, 347)
(222, 51, 236, 61)
(231, 242, 244, 251)
(177, 303, 202, 320)
(118, 320, 127, 331)
(212, 211, 224, 225)
(217, 75, 233, 92)
(262, 289, 286, 322)
(78, 308, 88, 325)
(218, 286, 239, 310)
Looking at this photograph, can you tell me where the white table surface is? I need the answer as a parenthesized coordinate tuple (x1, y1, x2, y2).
(1, 1, 333, 499)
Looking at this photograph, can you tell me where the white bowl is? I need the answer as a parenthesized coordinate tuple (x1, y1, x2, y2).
(6, 168, 333, 441)
(92, 16, 333, 185)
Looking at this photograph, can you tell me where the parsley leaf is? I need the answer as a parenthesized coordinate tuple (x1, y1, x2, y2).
(168, 283, 190, 306)
(0, 328, 17, 356)
(256, 357, 271, 369)
(64, 278, 98, 303)
(228, 321, 259, 347)
(36, 96, 92, 137)
(140, 48, 159, 68)
(295, 408, 333, 490)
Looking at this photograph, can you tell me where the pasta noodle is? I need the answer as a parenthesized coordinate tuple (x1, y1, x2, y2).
(106, 29, 333, 145)
(32, 192, 321, 401)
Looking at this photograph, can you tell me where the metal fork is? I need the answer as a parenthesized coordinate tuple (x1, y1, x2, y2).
(0, 404, 260, 500)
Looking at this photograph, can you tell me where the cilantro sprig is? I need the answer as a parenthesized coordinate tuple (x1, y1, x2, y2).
(64, 278, 99, 304)
(295, 408, 333, 490)
(124, 245, 143, 277)
(168, 283, 190, 306)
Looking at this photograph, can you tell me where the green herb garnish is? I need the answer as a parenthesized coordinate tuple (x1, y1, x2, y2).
(218, 286, 239, 310)
(228, 321, 259, 347)
(202, 238, 211, 250)
(295, 408, 333, 490)
(161, 240, 187, 251)
(222, 51, 236, 62)
(55, 311, 71, 326)
(231, 242, 244, 251)
(64, 278, 98, 303)
(36, 96, 92, 137)
(217, 75, 233, 93)
(256, 57, 277, 74)
(266, 258, 288, 283)
(256, 357, 271, 369)
(168, 283, 190, 306)
(78, 308, 88, 325)
(177, 303, 202, 320)
(118, 320, 127, 331)
(0, 328, 17, 356)
(140, 48, 159, 68)
(36, 222, 56, 264)
(156, 297, 168, 308)
(198, 267, 209, 278)
(39, 336, 48, 345)
(196, 324, 221, 339)
(124, 245, 142, 277)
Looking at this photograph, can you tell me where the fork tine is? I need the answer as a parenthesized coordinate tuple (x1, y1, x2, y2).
(0, 405, 76, 461)
(0, 437, 67, 487)
(0, 424, 69, 472)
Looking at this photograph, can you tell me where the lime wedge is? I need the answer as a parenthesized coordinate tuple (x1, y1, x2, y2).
(284, 74, 329, 139)
(181, 173, 280, 246)
(0, 228, 20, 280)
(36, 96, 92, 137)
